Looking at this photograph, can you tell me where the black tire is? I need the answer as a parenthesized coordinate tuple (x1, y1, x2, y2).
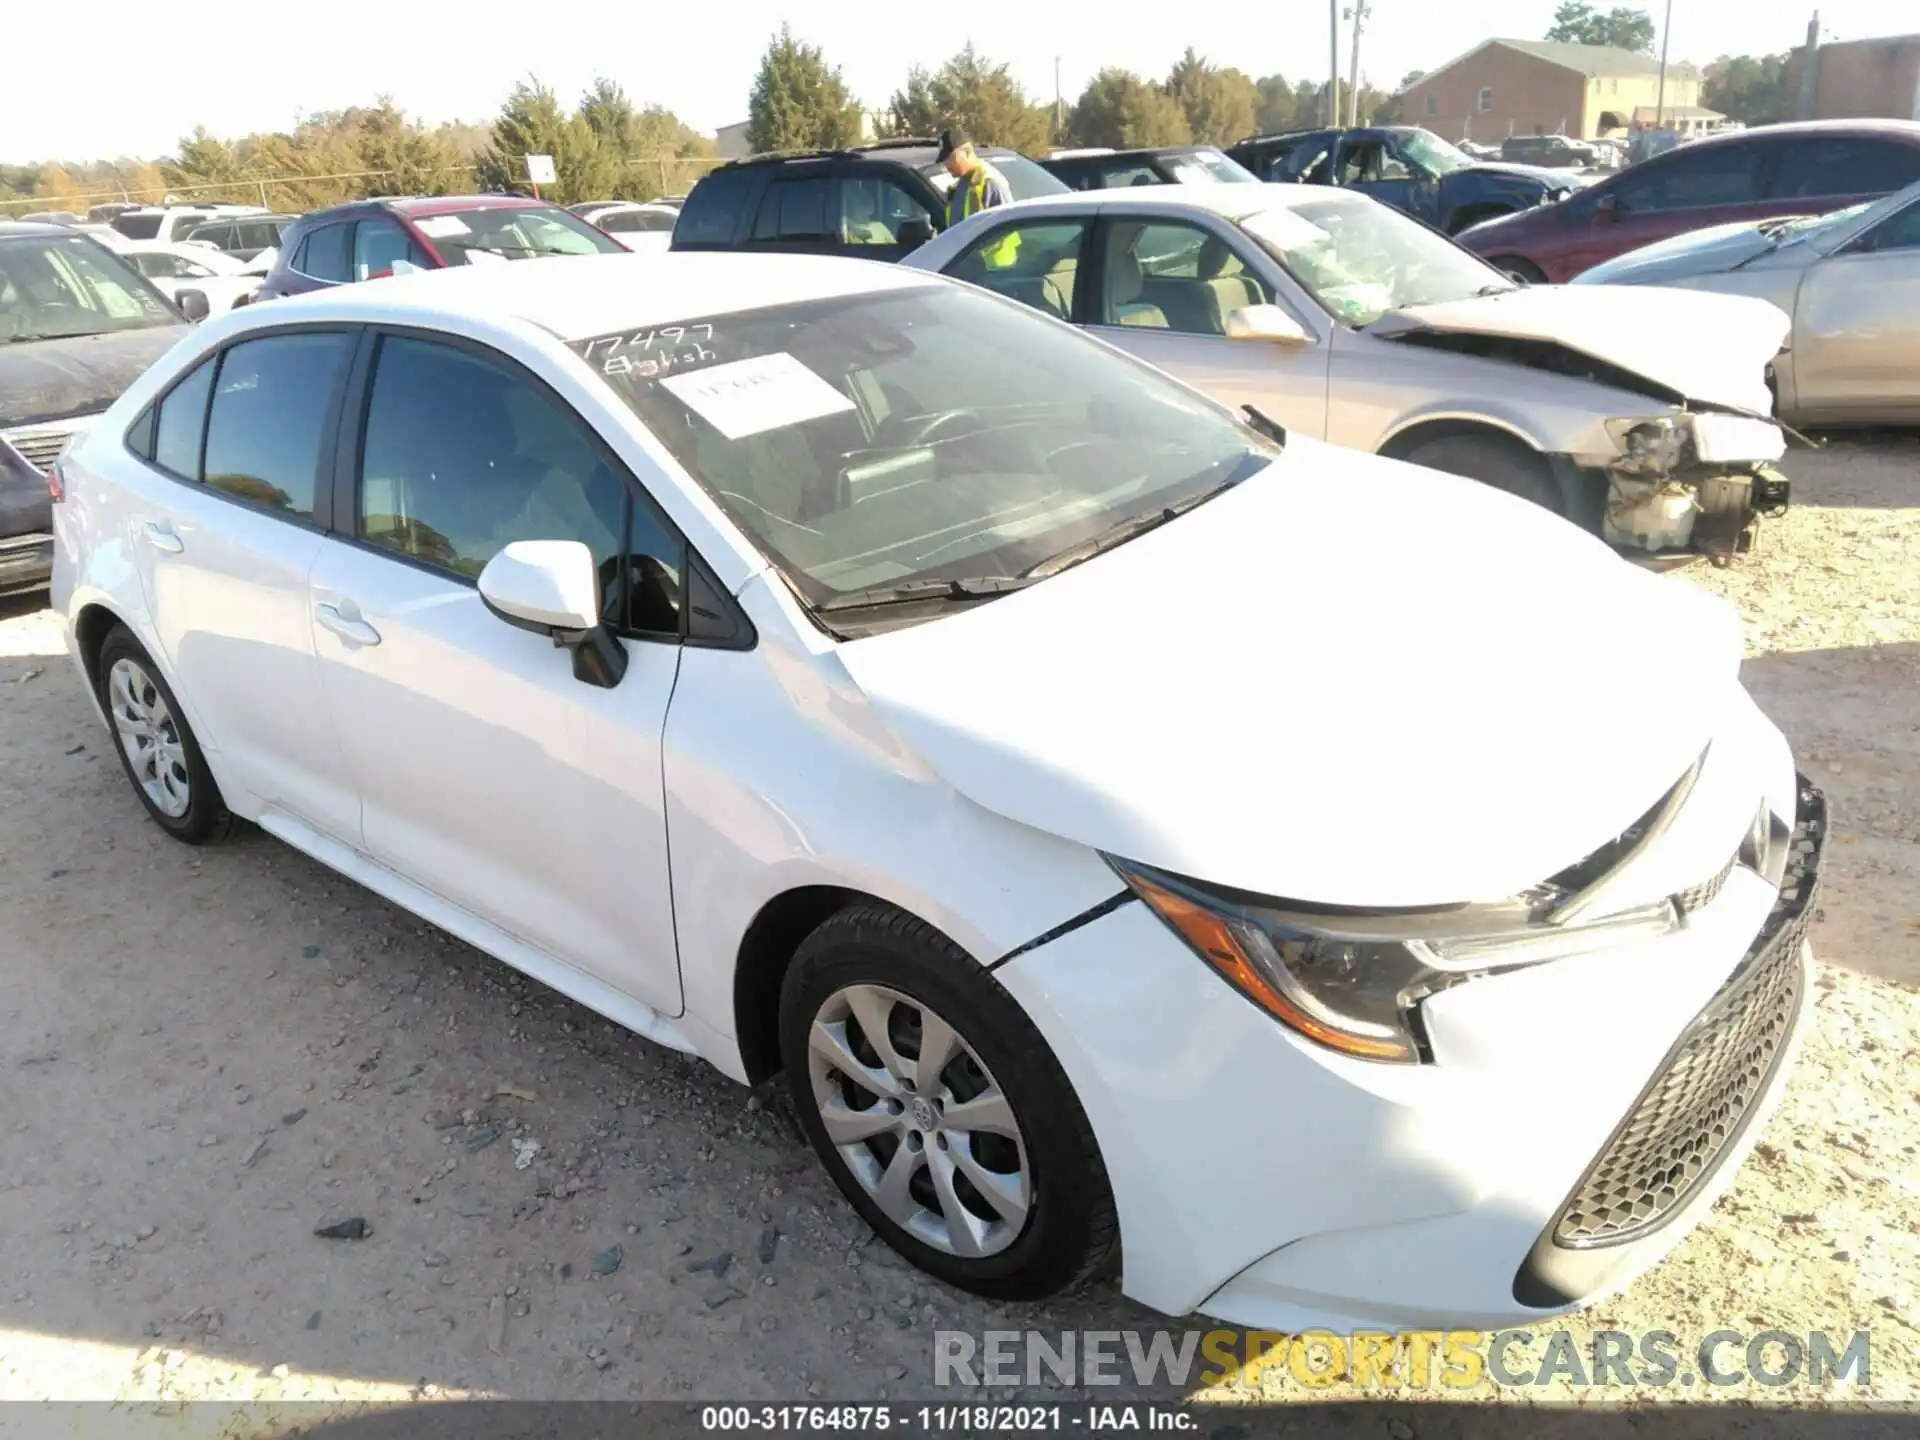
(779, 903, 1116, 1301)
(1487, 255, 1546, 284)
(1401, 433, 1563, 515)
(96, 625, 234, 845)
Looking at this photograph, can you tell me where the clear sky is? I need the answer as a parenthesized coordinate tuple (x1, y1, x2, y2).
(3, 0, 1900, 163)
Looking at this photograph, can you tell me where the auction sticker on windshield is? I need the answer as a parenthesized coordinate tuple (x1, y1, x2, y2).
(413, 215, 471, 238)
(658, 352, 855, 440)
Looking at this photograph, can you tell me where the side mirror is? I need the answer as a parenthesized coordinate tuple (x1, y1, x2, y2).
(1224, 304, 1311, 346)
(477, 540, 628, 689)
(176, 288, 211, 323)
(898, 217, 936, 249)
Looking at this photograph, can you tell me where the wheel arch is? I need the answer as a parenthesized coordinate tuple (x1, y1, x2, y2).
(731, 884, 871, 1085)
(1377, 413, 1545, 462)
(73, 600, 128, 699)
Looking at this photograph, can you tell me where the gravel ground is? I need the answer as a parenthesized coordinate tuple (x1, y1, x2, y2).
(0, 440, 1915, 1431)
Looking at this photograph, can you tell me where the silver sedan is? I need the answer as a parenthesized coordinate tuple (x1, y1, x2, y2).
(904, 184, 1792, 557)
(1576, 178, 1920, 426)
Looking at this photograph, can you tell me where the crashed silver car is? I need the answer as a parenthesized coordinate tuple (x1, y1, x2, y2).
(905, 184, 1793, 557)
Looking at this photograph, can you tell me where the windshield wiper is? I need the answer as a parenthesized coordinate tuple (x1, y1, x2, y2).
(1021, 453, 1265, 582)
(813, 574, 1035, 614)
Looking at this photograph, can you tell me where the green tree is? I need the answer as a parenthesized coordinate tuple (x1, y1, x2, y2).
(1253, 73, 1297, 134)
(1703, 53, 1792, 125)
(746, 27, 865, 154)
(1161, 48, 1259, 146)
(1066, 69, 1191, 148)
(883, 45, 1052, 152)
(1546, 2, 1657, 53)
(477, 78, 620, 205)
(349, 98, 461, 197)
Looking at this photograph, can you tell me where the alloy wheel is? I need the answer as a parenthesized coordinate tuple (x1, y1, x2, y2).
(108, 658, 191, 818)
(807, 983, 1032, 1258)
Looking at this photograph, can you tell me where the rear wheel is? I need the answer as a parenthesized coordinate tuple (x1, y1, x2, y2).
(96, 626, 233, 845)
(1488, 255, 1546, 284)
(779, 904, 1116, 1300)
(1401, 433, 1563, 515)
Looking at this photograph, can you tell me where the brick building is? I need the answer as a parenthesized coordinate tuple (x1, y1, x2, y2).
(1398, 39, 1702, 142)
(1786, 34, 1920, 121)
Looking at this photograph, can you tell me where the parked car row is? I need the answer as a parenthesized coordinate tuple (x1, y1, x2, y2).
(42, 245, 1827, 1338)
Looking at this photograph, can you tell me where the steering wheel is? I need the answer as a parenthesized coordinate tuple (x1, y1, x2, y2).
(887, 409, 976, 447)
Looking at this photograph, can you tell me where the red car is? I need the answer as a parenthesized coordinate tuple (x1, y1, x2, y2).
(1458, 119, 1920, 283)
(255, 195, 624, 301)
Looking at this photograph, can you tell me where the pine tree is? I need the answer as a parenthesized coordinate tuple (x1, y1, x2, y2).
(746, 27, 865, 154)
(477, 78, 621, 205)
(1162, 49, 1259, 147)
(1066, 70, 1192, 149)
(884, 46, 1051, 153)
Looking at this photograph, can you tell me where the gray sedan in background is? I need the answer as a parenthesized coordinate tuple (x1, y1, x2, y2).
(1577, 179, 1920, 425)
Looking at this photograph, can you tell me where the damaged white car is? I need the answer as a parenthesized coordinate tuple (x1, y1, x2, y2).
(905, 184, 1793, 557)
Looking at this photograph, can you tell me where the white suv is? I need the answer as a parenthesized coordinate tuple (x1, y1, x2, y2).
(111, 203, 267, 246)
(48, 254, 1821, 1327)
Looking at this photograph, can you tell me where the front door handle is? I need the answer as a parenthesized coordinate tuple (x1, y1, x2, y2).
(314, 601, 381, 647)
(142, 520, 184, 554)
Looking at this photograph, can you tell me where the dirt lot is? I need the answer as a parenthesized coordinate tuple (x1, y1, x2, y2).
(1, 440, 1916, 1430)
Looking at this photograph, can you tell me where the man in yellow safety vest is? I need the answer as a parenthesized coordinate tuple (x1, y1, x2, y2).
(937, 129, 1018, 268)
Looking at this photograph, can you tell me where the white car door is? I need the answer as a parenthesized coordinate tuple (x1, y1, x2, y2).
(305, 330, 685, 1016)
(123, 328, 362, 841)
(1079, 214, 1333, 438)
(1791, 197, 1920, 420)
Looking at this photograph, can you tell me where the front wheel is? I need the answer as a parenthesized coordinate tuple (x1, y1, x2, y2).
(1487, 255, 1546, 284)
(1400, 433, 1563, 515)
(779, 904, 1116, 1300)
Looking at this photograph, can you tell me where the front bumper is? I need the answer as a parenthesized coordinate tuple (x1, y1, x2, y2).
(1557, 460, 1791, 559)
(996, 706, 1814, 1329)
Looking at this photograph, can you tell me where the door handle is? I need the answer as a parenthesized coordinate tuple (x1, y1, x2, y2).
(314, 601, 381, 646)
(142, 520, 184, 554)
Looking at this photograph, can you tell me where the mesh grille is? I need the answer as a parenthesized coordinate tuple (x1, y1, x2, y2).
(1673, 854, 1736, 917)
(1551, 783, 1824, 1249)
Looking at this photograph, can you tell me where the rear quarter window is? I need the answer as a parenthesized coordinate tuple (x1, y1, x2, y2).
(674, 172, 757, 246)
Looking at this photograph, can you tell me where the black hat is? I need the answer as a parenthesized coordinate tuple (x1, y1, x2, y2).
(936, 128, 972, 161)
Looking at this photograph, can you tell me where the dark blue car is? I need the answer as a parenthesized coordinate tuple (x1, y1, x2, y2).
(1227, 126, 1586, 235)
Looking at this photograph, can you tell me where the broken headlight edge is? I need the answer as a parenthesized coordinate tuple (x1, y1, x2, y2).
(1606, 414, 1691, 475)
(1106, 857, 1680, 1065)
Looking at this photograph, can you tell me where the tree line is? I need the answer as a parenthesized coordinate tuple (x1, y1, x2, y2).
(0, 18, 1804, 215)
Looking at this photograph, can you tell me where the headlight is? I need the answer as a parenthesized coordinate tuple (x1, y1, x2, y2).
(1109, 858, 1679, 1065)
(1606, 414, 1691, 475)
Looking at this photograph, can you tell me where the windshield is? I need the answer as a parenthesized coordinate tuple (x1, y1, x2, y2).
(576, 284, 1274, 618)
(921, 155, 1071, 202)
(411, 206, 625, 264)
(1164, 149, 1261, 184)
(1242, 197, 1511, 327)
(0, 234, 177, 342)
(1399, 130, 1472, 176)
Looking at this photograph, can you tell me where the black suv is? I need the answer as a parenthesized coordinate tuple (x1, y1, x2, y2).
(671, 138, 1068, 261)
(182, 213, 296, 262)
(1039, 146, 1259, 190)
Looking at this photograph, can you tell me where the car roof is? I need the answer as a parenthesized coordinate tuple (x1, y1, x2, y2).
(227, 251, 943, 340)
(387, 194, 558, 216)
(712, 139, 1025, 173)
(949, 181, 1362, 223)
(0, 220, 94, 239)
(1670, 117, 1920, 153)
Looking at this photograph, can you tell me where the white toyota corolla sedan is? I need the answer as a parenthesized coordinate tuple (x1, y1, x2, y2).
(49, 252, 1823, 1330)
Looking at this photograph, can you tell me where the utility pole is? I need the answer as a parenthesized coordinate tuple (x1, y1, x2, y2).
(1796, 11, 1821, 120)
(1054, 56, 1063, 140)
(1345, 0, 1371, 127)
(1328, 0, 1342, 128)
(1654, 0, 1674, 127)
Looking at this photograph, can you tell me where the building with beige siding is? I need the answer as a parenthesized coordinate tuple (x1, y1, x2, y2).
(1785, 34, 1920, 121)
(1399, 39, 1702, 142)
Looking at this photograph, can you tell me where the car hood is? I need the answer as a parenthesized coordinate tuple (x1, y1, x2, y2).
(836, 439, 1740, 908)
(0, 325, 188, 428)
(1465, 161, 1589, 189)
(1574, 221, 1786, 284)
(1368, 284, 1788, 413)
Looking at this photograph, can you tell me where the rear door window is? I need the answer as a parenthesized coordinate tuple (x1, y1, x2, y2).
(352, 217, 426, 279)
(113, 212, 163, 240)
(201, 332, 353, 517)
(297, 223, 352, 281)
(674, 171, 755, 245)
(947, 219, 1089, 320)
(1770, 137, 1920, 200)
(751, 178, 834, 243)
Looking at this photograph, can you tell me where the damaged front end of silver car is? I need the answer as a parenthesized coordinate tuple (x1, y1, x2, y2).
(1600, 413, 1792, 560)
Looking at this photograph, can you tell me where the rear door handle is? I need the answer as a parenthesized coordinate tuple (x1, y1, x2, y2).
(314, 601, 381, 647)
(142, 520, 184, 554)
